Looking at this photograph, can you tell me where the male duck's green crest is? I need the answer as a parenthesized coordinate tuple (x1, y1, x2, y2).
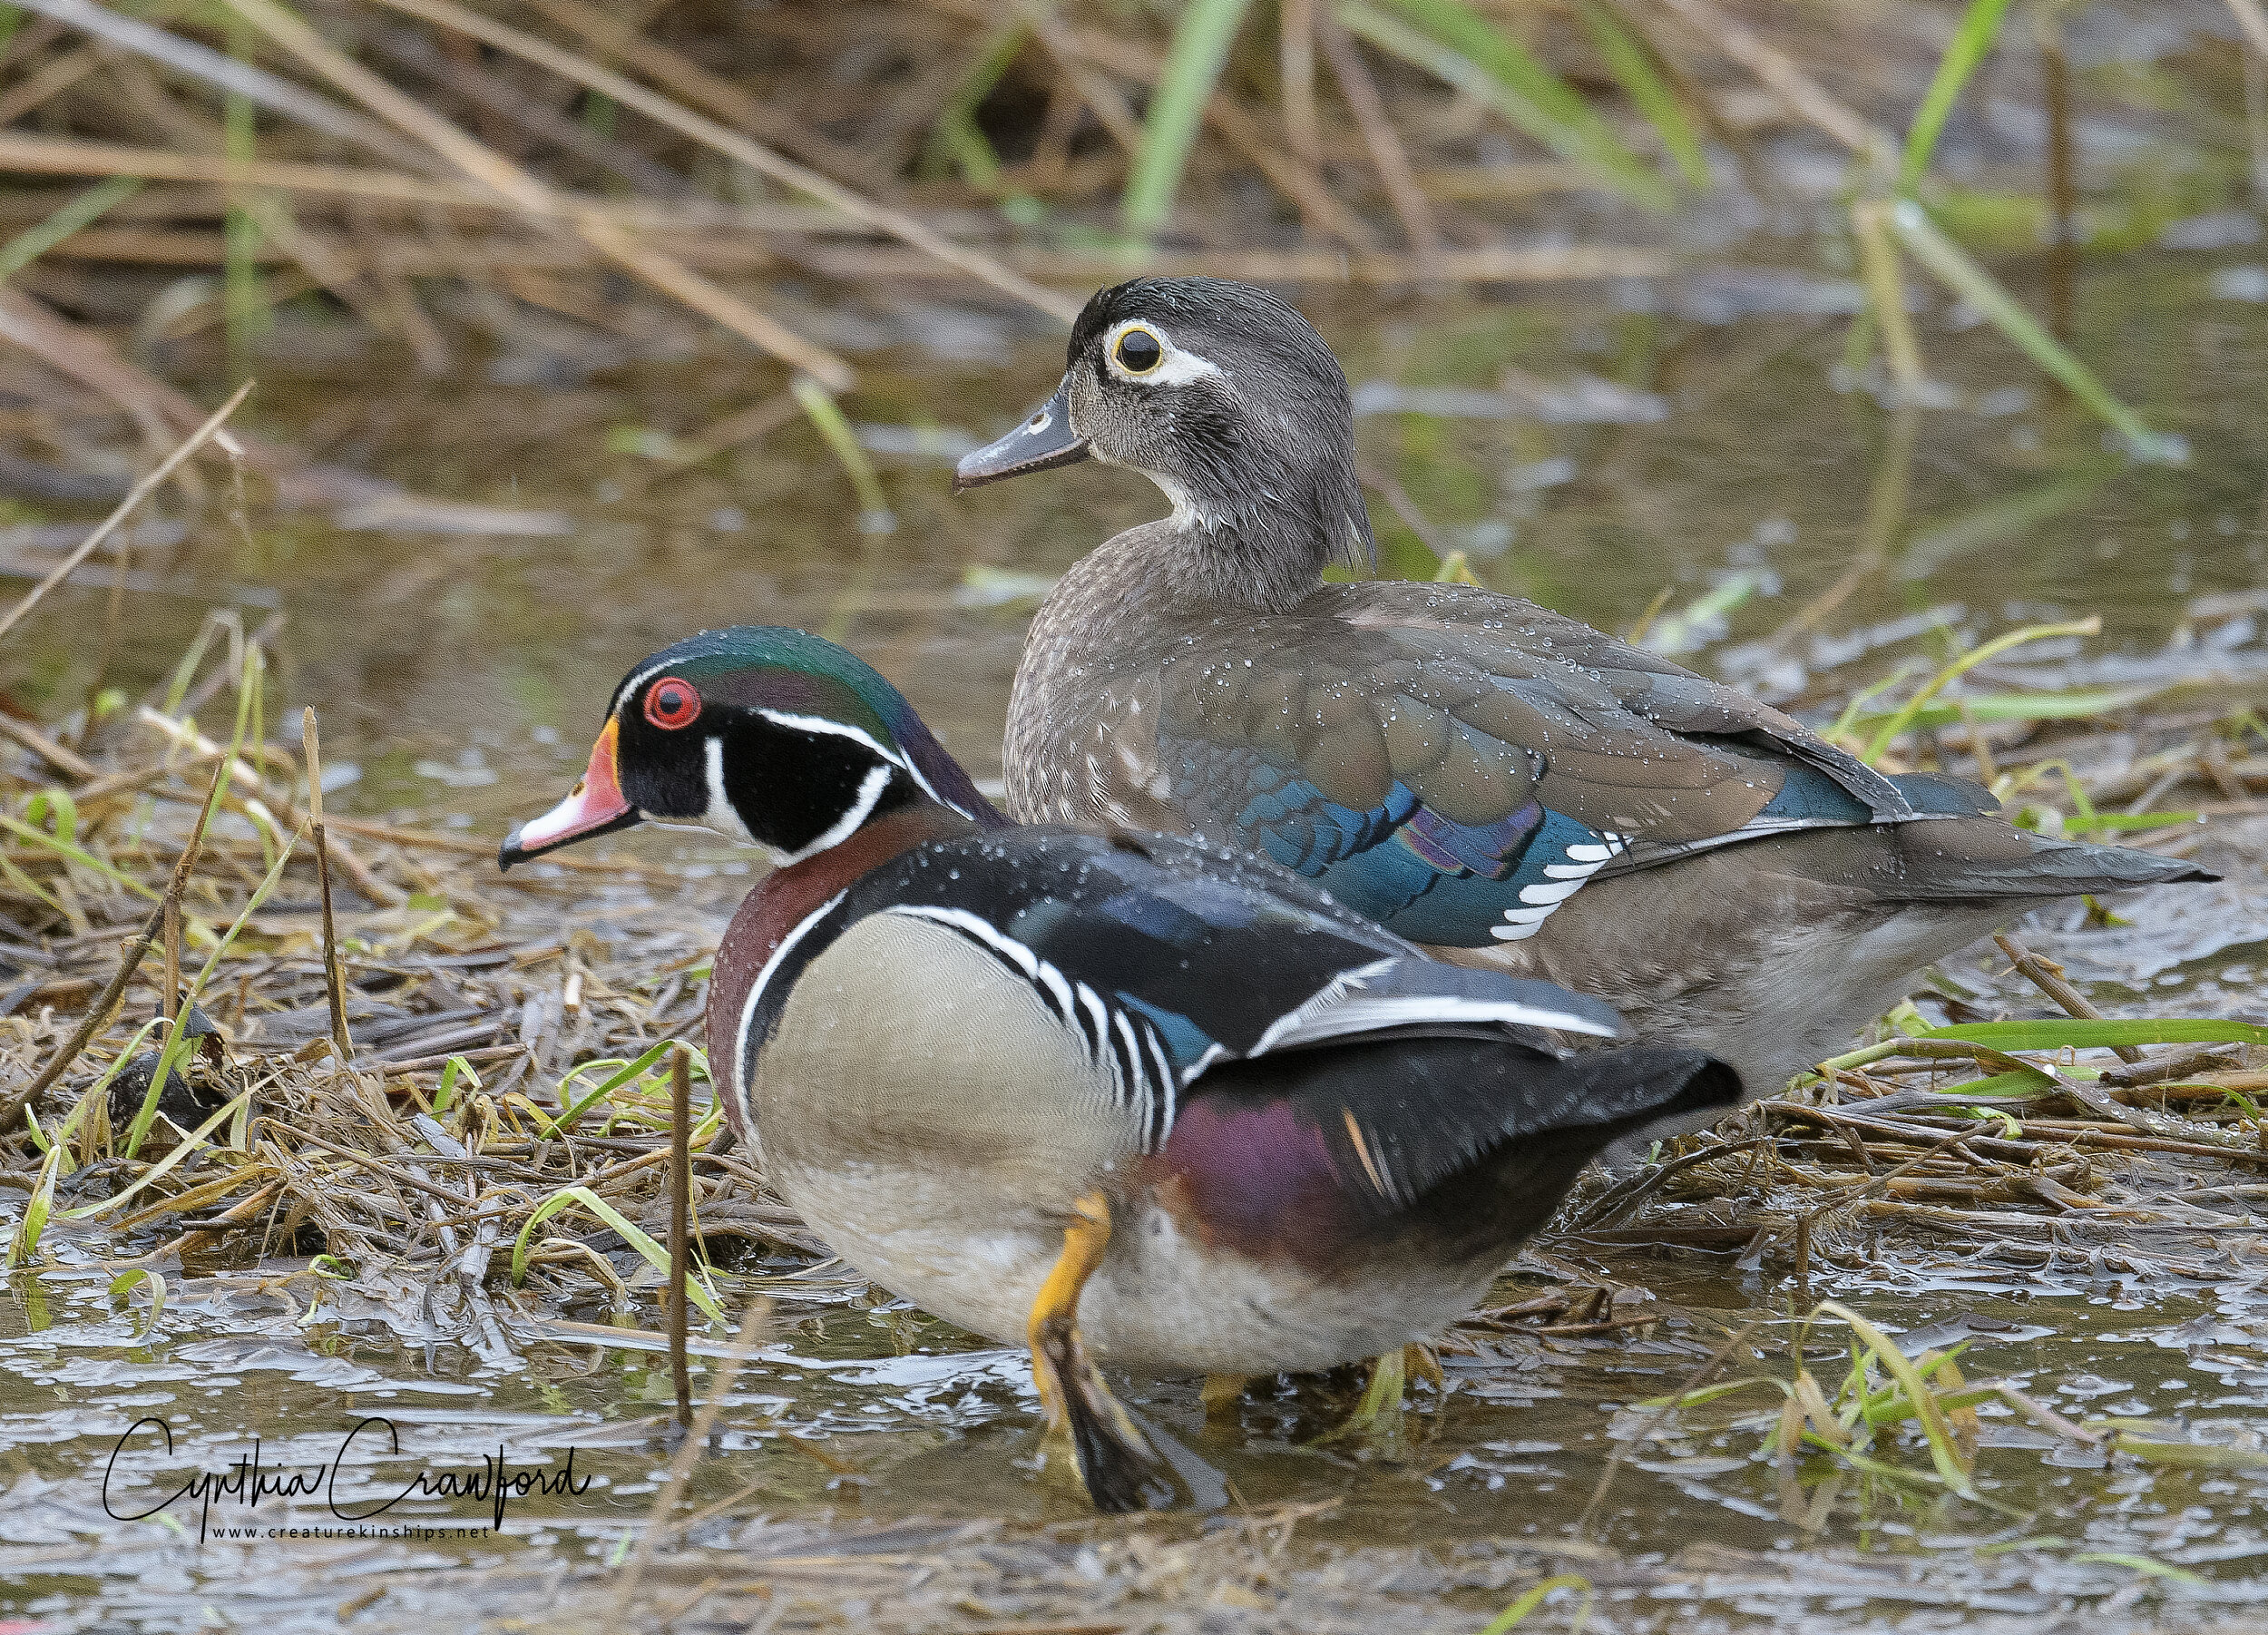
(498, 626, 1000, 869)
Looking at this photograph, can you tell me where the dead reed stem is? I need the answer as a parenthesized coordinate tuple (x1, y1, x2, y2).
(670, 1043, 693, 1431)
(1996, 932, 2142, 1062)
(301, 708, 351, 1069)
(0, 379, 249, 645)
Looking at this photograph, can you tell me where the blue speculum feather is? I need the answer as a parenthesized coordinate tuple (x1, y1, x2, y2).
(1755, 759, 1878, 825)
(1113, 991, 1217, 1077)
(1211, 756, 1626, 948)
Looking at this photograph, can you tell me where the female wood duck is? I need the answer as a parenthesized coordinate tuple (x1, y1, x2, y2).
(500, 627, 1737, 1510)
(954, 278, 2213, 1118)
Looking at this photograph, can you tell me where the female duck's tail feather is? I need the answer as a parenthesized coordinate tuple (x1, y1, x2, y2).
(1861, 814, 2216, 902)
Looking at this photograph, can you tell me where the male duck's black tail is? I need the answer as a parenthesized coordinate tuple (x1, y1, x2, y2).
(1172, 1037, 1738, 1271)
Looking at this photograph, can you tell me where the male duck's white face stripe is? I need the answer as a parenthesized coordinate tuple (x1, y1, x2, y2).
(756, 707, 955, 812)
(758, 709, 901, 767)
(612, 658, 676, 717)
(703, 737, 755, 843)
(883, 904, 1178, 1150)
(1491, 832, 1627, 943)
(775, 762, 895, 866)
(734, 889, 848, 1137)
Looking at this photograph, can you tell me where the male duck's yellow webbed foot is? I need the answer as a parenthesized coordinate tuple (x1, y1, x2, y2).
(1323, 1343, 1442, 1456)
(1200, 1374, 1249, 1421)
(1027, 1191, 1178, 1513)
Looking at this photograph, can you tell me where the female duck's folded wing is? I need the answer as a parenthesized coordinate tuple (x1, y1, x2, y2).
(1309, 581, 1912, 808)
(1140, 592, 1941, 944)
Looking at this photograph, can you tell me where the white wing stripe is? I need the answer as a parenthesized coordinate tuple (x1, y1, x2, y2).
(1268, 993, 1620, 1045)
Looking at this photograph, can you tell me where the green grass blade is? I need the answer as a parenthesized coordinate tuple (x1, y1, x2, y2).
(921, 22, 1027, 191)
(1897, 0, 2016, 194)
(1629, 1375, 1789, 1410)
(433, 1055, 478, 1114)
(1344, 0, 1669, 208)
(1479, 1574, 1593, 1633)
(1860, 615, 2098, 763)
(1921, 1019, 2268, 1051)
(790, 375, 894, 535)
(509, 1184, 724, 1322)
(1122, 0, 1254, 235)
(0, 813, 161, 901)
(2066, 810, 2202, 835)
(110, 1267, 167, 1339)
(0, 175, 145, 282)
(1847, 687, 2160, 736)
(1817, 1301, 1974, 1494)
(543, 1040, 676, 1136)
(5, 1143, 63, 1268)
(1883, 201, 2184, 462)
(2097, 1441, 2268, 1472)
(1576, 2, 1706, 187)
(2069, 1552, 2211, 1582)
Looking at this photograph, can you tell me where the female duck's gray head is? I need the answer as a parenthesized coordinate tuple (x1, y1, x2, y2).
(956, 279, 1374, 607)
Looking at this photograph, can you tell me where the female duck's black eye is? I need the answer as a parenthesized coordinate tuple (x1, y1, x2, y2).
(1113, 326, 1164, 376)
(644, 677, 701, 730)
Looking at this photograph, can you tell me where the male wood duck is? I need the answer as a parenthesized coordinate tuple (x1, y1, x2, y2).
(500, 627, 1738, 1509)
(954, 277, 2213, 1121)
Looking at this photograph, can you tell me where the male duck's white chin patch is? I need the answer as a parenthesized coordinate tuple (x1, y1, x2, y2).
(703, 736, 754, 842)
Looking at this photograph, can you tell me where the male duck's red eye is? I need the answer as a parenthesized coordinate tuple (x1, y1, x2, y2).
(644, 677, 701, 729)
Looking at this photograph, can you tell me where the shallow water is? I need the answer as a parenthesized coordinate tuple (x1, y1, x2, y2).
(7, 1213, 2268, 1630)
(8, 192, 2268, 1628)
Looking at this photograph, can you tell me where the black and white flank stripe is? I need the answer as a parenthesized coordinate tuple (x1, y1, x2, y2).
(885, 905, 1180, 1152)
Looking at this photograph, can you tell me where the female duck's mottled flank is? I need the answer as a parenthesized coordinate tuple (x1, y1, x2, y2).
(502, 627, 1739, 1511)
(956, 277, 2214, 1124)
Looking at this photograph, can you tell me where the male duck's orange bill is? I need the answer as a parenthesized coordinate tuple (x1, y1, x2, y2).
(498, 717, 637, 868)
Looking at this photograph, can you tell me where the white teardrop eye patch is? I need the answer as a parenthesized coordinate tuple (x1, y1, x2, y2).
(1113, 324, 1163, 375)
(1101, 318, 1223, 386)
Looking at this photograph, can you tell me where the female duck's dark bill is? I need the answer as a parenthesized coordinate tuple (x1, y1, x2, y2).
(498, 717, 639, 870)
(953, 377, 1089, 492)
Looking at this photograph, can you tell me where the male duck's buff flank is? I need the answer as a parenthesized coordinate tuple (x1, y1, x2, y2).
(503, 626, 1738, 1511)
